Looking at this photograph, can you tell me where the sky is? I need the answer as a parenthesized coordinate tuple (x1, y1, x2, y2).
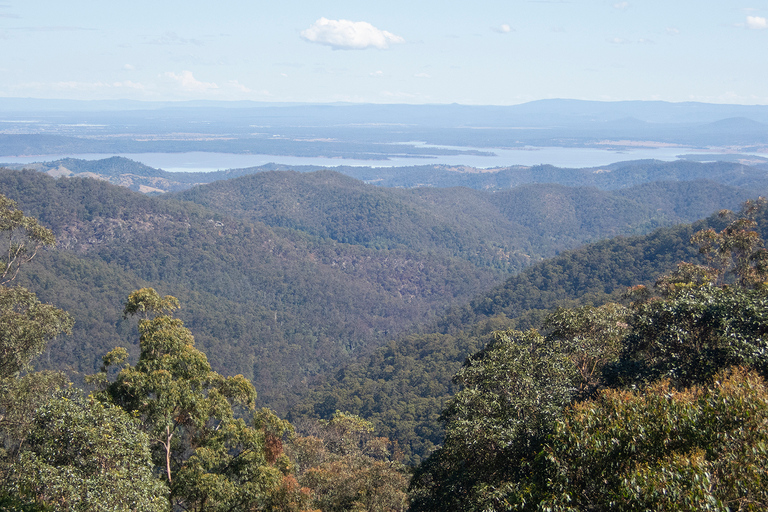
(1, 1, 767, 105)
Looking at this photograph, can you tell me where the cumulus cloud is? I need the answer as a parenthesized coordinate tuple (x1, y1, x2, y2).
(666, 27, 680, 35)
(301, 18, 404, 50)
(746, 16, 768, 29)
(492, 23, 513, 33)
(227, 80, 251, 93)
(415, 72, 431, 78)
(164, 70, 218, 92)
(613, 2, 630, 9)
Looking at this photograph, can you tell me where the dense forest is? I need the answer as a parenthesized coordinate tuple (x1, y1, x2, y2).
(3, 160, 768, 509)
(0, 163, 759, 414)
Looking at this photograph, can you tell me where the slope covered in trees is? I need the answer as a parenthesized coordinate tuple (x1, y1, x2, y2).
(7, 156, 768, 194)
(291, 218, 716, 463)
(294, 201, 768, 466)
(0, 169, 501, 410)
(170, 169, 754, 274)
(0, 166, 748, 409)
(409, 201, 768, 510)
(4, 164, 768, 508)
(0, 163, 764, 462)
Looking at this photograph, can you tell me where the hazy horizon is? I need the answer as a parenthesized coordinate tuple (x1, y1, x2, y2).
(1, 2, 767, 105)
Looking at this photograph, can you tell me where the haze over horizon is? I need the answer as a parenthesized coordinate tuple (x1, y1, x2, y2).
(1, 1, 767, 105)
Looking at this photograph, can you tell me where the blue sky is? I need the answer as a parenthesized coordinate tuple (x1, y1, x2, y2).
(2, 1, 767, 105)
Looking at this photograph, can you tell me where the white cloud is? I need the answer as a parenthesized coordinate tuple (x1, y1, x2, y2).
(123, 64, 135, 71)
(301, 18, 404, 50)
(746, 16, 768, 29)
(415, 72, 431, 78)
(370, 70, 384, 77)
(666, 27, 680, 35)
(164, 70, 218, 92)
(492, 24, 513, 33)
(227, 80, 251, 93)
(608, 37, 629, 44)
(613, 2, 630, 9)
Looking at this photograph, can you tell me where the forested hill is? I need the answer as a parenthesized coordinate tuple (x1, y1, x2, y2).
(292, 218, 721, 463)
(7, 156, 768, 194)
(169, 169, 754, 273)
(0, 165, 760, 435)
(0, 169, 500, 411)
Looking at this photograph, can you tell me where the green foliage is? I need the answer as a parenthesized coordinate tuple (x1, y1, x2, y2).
(123, 287, 179, 318)
(0, 194, 55, 285)
(540, 368, 768, 511)
(0, 193, 72, 381)
(8, 394, 167, 512)
(409, 329, 579, 512)
(543, 302, 629, 396)
(290, 411, 409, 512)
(95, 289, 306, 511)
(0, 286, 72, 380)
(616, 285, 768, 387)
(691, 199, 768, 287)
(173, 415, 293, 512)
(296, 219, 705, 464)
(410, 200, 768, 510)
(0, 370, 68, 460)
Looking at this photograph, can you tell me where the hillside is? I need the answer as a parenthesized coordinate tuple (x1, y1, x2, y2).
(5, 156, 768, 195)
(0, 169, 500, 411)
(0, 165, 760, 438)
(292, 219, 718, 463)
(170, 170, 754, 274)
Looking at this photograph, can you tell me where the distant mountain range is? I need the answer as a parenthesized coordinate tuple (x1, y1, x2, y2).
(3, 156, 768, 194)
(2, 99, 768, 158)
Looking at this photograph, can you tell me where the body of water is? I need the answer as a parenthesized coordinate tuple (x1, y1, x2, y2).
(0, 146, 759, 172)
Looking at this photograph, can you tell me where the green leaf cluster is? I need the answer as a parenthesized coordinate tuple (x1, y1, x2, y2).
(9, 394, 167, 512)
(409, 199, 768, 511)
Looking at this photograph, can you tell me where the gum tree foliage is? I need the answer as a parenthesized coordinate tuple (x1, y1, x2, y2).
(93, 288, 309, 511)
(8, 394, 168, 512)
(615, 284, 768, 387)
(410, 199, 768, 511)
(613, 200, 768, 387)
(0, 195, 73, 505)
(409, 329, 579, 512)
(0, 194, 55, 286)
(540, 368, 768, 511)
(288, 411, 409, 512)
(542, 302, 629, 397)
(690, 198, 768, 288)
(0, 195, 72, 380)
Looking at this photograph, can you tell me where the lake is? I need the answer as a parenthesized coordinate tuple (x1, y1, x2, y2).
(0, 146, 758, 173)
